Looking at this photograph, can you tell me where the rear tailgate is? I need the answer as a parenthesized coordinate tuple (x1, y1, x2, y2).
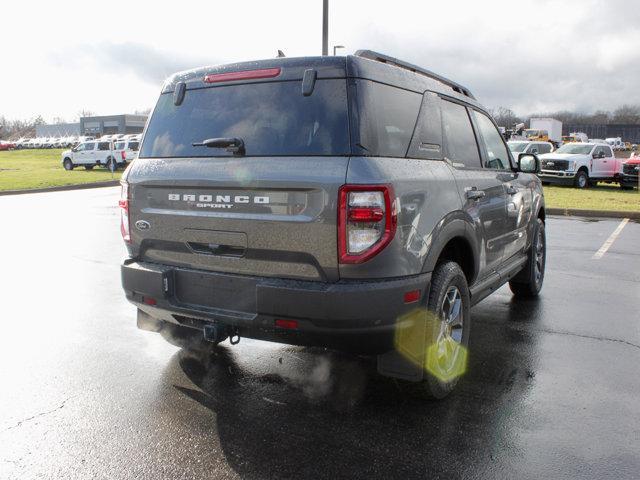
(126, 156, 347, 282)
(126, 58, 352, 282)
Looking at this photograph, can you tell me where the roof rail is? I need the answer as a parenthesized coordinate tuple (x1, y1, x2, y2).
(354, 50, 476, 100)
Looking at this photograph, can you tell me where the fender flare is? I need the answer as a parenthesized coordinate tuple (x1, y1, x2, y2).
(421, 215, 479, 283)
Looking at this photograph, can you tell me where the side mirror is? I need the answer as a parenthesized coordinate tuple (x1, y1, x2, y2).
(518, 153, 539, 173)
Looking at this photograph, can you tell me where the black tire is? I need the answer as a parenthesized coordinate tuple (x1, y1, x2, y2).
(418, 261, 471, 399)
(509, 218, 546, 298)
(620, 184, 634, 191)
(63, 158, 74, 171)
(105, 157, 116, 170)
(84, 165, 94, 170)
(574, 170, 589, 189)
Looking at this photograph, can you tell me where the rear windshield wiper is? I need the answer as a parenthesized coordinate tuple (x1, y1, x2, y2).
(192, 137, 245, 156)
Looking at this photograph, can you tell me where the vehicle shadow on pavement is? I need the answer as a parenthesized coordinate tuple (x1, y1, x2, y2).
(166, 297, 544, 479)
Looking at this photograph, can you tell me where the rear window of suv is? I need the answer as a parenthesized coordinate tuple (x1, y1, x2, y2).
(140, 80, 350, 158)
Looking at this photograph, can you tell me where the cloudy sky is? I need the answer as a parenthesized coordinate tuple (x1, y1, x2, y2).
(2, 0, 639, 122)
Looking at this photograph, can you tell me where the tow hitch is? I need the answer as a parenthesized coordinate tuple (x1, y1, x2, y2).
(203, 324, 240, 345)
(203, 323, 229, 344)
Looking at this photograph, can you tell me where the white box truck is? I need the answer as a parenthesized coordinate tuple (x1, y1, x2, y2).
(526, 118, 563, 147)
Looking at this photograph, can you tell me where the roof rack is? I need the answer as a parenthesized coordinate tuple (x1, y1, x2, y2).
(354, 50, 476, 100)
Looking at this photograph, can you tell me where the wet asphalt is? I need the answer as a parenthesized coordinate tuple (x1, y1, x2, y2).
(0, 187, 639, 480)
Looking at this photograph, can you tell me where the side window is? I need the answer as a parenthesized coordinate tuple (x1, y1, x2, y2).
(539, 143, 552, 154)
(82, 142, 94, 151)
(98, 142, 111, 151)
(603, 146, 613, 157)
(407, 93, 443, 160)
(593, 146, 604, 157)
(129, 141, 140, 152)
(528, 144, 539, 154)
(440, 100, 481, 168)
(472, 110, 511, 170)
(355, 79, 422, 157)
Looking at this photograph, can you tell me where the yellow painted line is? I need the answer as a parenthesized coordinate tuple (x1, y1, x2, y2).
(592, 218, 629, 259)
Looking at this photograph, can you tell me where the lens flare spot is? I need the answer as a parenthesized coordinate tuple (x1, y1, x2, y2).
(393, 308, 468, 383)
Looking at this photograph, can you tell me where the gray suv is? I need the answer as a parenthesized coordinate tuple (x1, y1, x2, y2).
(120, 51, 545, 398)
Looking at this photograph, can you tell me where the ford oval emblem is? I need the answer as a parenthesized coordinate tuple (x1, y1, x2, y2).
(135, 220, 151, 231)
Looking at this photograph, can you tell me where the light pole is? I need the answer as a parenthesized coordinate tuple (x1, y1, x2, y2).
(333, 45, 344, 56)
(322, 0, 328, 56)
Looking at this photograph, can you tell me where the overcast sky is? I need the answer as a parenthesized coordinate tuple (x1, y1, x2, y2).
(2, 0, 639, 122)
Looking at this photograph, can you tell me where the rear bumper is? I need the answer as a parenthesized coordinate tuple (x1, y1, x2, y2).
(121, 260, 431, 353)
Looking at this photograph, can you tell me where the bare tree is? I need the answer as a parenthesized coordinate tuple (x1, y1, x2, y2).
(77, 109, 94, 120)
(612, 105, 640, 124)
(489, 107, 522, 127)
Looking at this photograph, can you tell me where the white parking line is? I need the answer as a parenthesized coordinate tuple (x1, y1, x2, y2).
(592, 218, 629, 259)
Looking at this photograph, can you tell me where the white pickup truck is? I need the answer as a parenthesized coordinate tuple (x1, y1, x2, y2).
(61, 140, 119, 170)
(113, 136, 141, 163)
(538, 142, 620, 188)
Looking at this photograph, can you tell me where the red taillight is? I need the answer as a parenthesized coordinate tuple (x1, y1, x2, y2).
(204, 67, 281, 84)
(119, 182, 130, 243)
(275, 319, 299, 330)
(348, 207, 384, 222)
(121, 151, 126, 161)
(338, 184, 397, 264)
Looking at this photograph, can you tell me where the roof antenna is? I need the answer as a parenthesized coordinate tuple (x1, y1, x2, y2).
(277, 50, 286, 58)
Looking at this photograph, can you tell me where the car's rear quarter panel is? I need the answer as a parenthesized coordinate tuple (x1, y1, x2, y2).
(342, 156, 462, 279)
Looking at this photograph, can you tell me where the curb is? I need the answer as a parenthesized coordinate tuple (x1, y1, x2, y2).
(547, 207, 640, 220)
(0, 181, 120, 196)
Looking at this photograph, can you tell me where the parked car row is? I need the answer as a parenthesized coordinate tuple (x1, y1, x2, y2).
(10, 136, 88, 149)
(508, 139, 638, 189)
(7, 133, 144, 150)
(0, 140, 17, 151)
(61, 135, 141, 171)
(604, 137, 637, 151)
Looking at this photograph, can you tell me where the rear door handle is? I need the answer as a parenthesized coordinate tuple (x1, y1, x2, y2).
(466, 188, 486, 200)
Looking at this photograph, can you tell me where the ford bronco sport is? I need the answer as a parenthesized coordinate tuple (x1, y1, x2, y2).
(120, 51, 545, 398)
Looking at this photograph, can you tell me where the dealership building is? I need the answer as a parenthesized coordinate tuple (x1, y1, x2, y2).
(80, 114, 148, 136)
(36, 114, 148, 138)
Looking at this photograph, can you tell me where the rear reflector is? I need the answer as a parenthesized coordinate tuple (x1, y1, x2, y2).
(403, 290, 421, 304)
(143, 297, 157, 306)
(204, 68, 281, 84)
(275, 319, 298, 330)
(119, 182, 131, 243)
(348, 207, 384, 222)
